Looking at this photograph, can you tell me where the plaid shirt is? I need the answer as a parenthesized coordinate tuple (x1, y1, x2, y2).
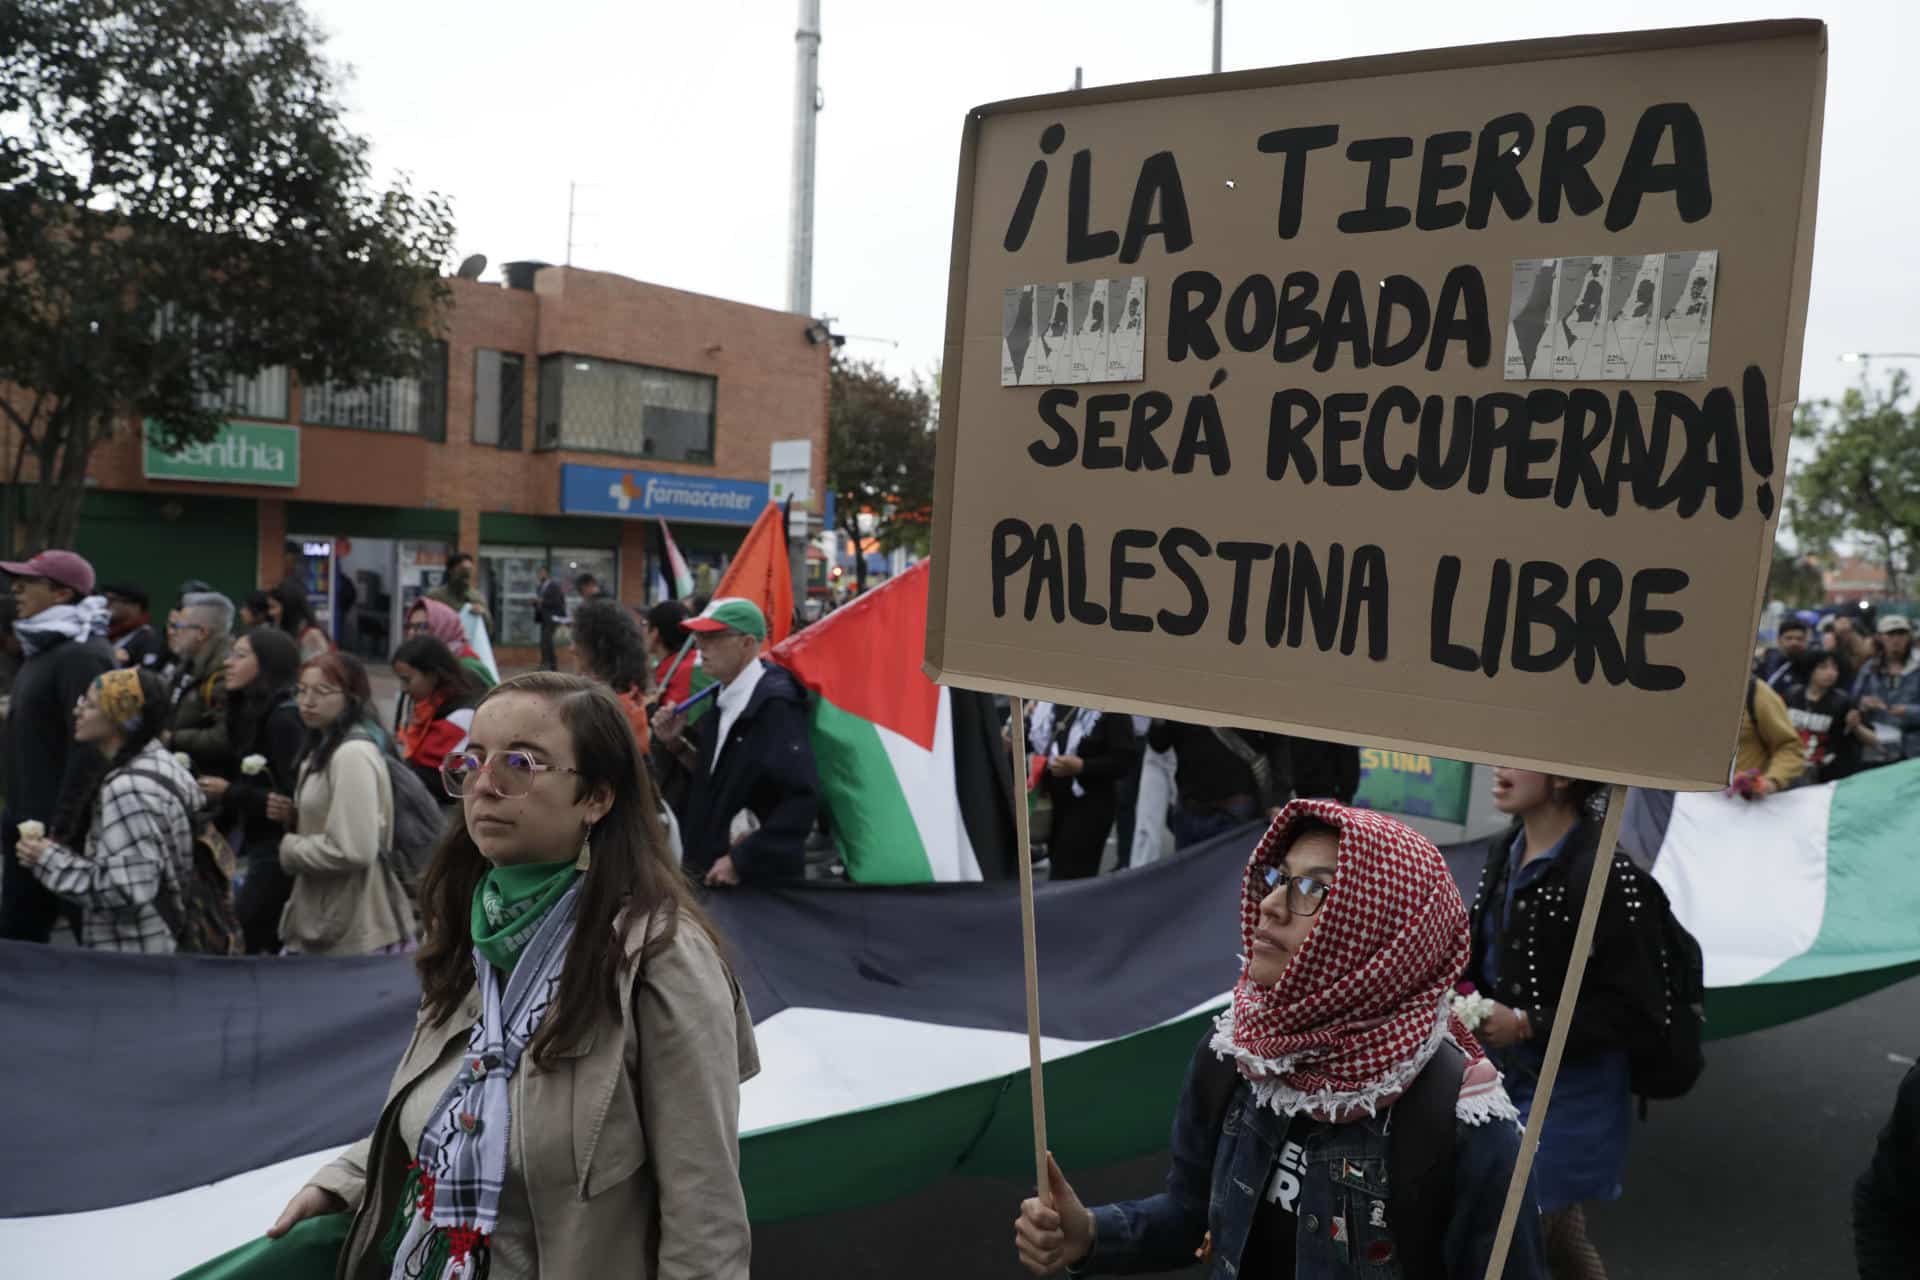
(31, 742, 196, 952)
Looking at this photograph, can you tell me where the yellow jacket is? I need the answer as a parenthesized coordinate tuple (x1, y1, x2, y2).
(1735, 677, 1807, 791)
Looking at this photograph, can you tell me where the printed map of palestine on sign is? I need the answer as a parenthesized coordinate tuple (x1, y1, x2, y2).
(926, 22, 1826, 791)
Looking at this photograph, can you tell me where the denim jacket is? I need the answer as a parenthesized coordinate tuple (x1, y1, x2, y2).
(1082, 1053, 1546, 1279)
(1853, 655, 1920, 762)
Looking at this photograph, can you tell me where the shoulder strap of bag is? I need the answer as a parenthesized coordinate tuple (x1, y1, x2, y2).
(1746, 676, 1758, 723)
(1387, 1038, 1466, 1280)
(1208, 725, 1276, 808)
(121, 766, 201, 830)
(119, 766, 203, 945)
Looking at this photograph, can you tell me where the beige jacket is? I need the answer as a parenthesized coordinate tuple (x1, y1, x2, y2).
(309, 907, 759, 1280)
(278, 737, 409, 955)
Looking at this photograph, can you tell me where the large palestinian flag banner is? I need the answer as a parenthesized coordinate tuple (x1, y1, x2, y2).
(4, 763, 1918, 1276)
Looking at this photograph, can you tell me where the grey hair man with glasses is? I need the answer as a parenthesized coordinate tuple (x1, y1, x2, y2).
(168, 590, 236, 776)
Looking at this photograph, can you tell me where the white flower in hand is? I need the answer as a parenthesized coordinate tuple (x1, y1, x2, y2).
(1450, 992, 1496, 1031)
(241, 754, 268, 776)
(173, 752, 192, 769)
(16, 820, 44, 840)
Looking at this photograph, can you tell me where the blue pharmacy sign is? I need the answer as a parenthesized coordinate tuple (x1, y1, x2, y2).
(561, 463, 767, 525)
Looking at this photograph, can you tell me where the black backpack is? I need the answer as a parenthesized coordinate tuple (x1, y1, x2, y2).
(1625, 868, 1707, 1102)
(1188, 1030, 1464, 1278)
(124, 767, 243, 956)
(345, 730, 452, 896)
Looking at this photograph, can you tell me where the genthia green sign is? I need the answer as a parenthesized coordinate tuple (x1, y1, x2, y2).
(143, 419, 300, 487)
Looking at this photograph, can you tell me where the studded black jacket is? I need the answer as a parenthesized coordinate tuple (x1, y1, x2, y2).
(1462, 817, 1667, 1061)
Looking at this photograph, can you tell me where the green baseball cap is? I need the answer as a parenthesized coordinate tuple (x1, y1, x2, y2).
(683, 596, 768, 640)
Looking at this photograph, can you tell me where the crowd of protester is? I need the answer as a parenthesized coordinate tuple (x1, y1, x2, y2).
(0, 546, 831, 962)
(1752, 608, 1920, 789)
(1, 543, 1914, 1277)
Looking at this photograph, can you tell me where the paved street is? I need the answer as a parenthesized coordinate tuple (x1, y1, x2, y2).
(753, 973, 1918, 1278)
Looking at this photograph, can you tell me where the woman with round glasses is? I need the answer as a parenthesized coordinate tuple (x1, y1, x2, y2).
(270, 652, 412, 956)
(1015, 801, 1545, 1279)
(268, 672, 757, 1279)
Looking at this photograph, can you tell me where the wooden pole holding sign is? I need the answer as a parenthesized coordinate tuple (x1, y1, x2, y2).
(1483, 781, 1630, 1279)
(1007, 695, 1053, 1206)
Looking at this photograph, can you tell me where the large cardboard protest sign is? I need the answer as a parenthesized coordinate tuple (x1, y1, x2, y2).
(926, 22, 1826, 791)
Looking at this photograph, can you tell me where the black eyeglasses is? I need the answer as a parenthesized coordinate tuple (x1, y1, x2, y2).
(1262, 865, 1332, 917)
(441, 749, 581, 799)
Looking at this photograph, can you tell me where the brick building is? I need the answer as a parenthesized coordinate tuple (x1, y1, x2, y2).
(39, 263, 830, 664)
(1822, 554, 1894, 606)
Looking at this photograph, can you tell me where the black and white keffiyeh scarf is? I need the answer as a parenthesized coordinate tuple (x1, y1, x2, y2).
(383, 879, 582, 1279)
(1027, 703, 1100, 798)
(14, 596, 109, 656)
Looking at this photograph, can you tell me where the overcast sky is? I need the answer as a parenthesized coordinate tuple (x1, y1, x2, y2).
(306, 0, 1914, 411)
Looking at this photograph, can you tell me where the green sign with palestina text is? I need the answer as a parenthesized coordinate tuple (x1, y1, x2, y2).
(1351, 749, 1475, 826)
(143, 419, 300, 487)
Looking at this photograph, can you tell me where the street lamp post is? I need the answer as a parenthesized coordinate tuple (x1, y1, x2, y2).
(1839, 351, 1920, 378)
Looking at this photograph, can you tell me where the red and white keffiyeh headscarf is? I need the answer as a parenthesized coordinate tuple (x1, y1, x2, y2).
(1209, 799, 1517, 1127)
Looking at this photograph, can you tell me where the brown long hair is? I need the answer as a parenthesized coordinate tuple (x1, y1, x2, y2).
(413, 672, 719, 1067)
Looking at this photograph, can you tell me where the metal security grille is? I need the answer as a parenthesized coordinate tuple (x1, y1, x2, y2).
(536, 355, 715, 461)
(302, 373, 423, 433)
(301, 341, 447, 439)
(196, 366, 289, 420)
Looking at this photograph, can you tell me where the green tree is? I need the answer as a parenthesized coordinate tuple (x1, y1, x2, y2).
(1788, 370, 1918, 599)
(826, 357, 935, 594)
(0, 0, 455, 549)
(1765, 540, 1826, 609)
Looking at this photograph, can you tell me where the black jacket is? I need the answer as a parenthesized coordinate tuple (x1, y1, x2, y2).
(534, 579, 566, 625)
(1035, 710, 1139, 807)
(111, 622, 163, 672)
(1289, 738, 1361, 804)
(1855, 1062, 1920, 1277)
(677, 660, 819, 883)
(221, 691, 305, 849)
(169, 634, 233, 777)
(3, 632, 115, 838)
(1462, 817, 1665, 1061)
(1145, 720, 1289, 810)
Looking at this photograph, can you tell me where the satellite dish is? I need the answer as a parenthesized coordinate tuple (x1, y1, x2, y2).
(456, 253, 488, 281)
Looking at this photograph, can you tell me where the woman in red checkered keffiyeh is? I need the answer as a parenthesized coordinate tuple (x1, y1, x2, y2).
(1211, 798, 1517, 1125)
(1016, 800, 1543, 1279)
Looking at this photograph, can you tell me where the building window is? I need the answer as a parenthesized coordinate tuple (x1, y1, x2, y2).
(478, 545, 618, 647)
(197, 366, 290, 421)
(473, 350, 524, 449)
(302, 341, 448, 439)
(534, 355, 715, 462)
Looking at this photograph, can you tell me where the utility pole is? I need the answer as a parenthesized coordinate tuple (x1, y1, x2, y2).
(787, 0, 823, 317)
(565, 180, 576, 266)
(1212, 0, 1223, 73)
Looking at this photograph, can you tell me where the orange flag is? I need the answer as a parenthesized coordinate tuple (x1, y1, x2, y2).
(712, 502, 796, 649)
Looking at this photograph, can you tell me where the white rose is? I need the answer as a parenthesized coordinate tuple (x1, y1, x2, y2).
(16, 820, 44, 840)
(173, 752, 193, 769)
(241, 754, 268, 776)
(1449, 993, 1489, 1032)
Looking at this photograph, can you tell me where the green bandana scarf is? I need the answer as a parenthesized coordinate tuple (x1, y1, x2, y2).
(471, 861, 580, 973)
